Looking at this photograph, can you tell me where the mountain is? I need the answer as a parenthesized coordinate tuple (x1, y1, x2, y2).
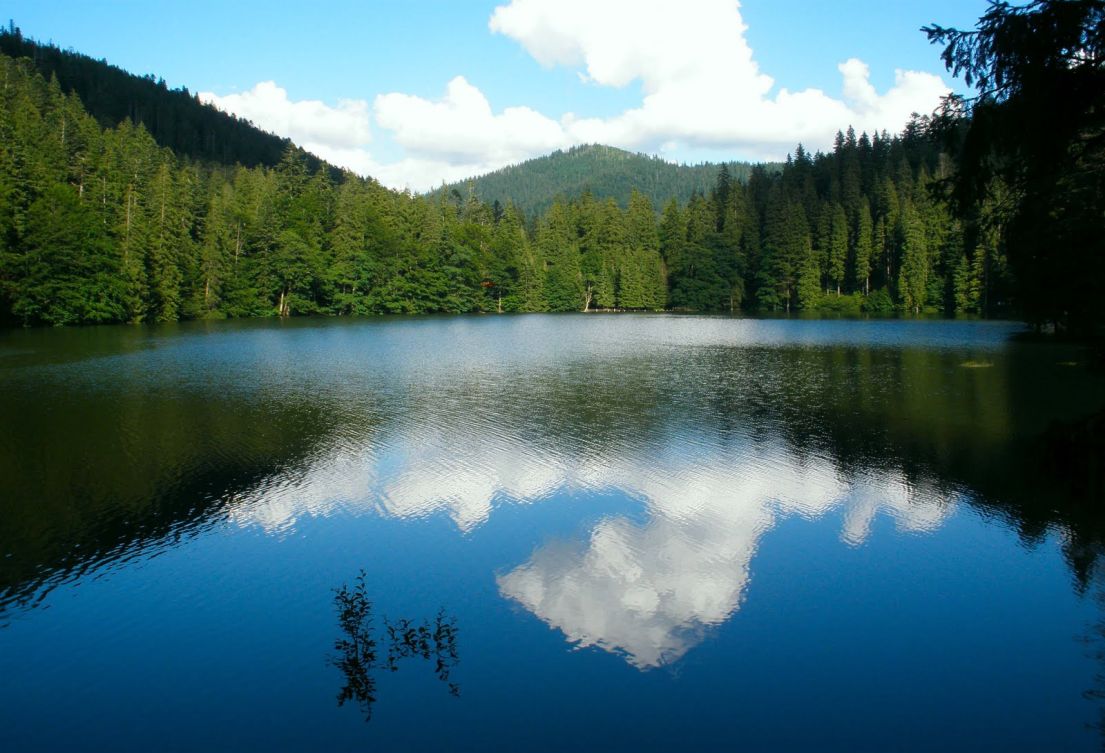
(0, 23, 297, 169)
(434, 144, 779, 219)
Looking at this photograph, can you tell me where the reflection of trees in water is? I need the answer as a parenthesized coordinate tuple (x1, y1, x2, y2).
(385, 610, 460, 696)
(1079, 582, 1105, 746)
(330, 571, 459, 721)
(332, 572, 379, 719)
(7, 332, 1103, 619)
(0, 390, 345, 618)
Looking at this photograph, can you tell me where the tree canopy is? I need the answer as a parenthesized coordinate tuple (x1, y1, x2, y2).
(925, 0, 1105, 336)
(3, 13, 1086, 327)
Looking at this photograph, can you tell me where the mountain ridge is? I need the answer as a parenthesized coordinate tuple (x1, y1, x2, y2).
(432, 144, 781, 218)
(0, 23, 305, 170)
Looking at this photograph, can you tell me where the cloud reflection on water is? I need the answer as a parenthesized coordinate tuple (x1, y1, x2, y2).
(230, 424, 954, 669)
(498, 447, 951, 668)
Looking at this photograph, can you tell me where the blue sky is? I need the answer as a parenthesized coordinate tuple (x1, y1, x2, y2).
(5, 1, 992, 189)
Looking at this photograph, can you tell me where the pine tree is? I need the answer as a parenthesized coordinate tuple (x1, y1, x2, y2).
(828, 202, 848, 295)
(659, 198, 686, 306)
(899, 202, 928, 313)
(11, 184, 125, 324)
(538, 201, 582, 311)
(797, 244, 822, 311)
(853, 200, 873, 295)
(329, 178, 373, 315)
(876, 177, 900, 294)
(196, 181, 235, 316)
(147, 162, 186, 321)
(488, 202, 527, 311)
(626, 189, 665, 308)
(757, 187, 788, 310)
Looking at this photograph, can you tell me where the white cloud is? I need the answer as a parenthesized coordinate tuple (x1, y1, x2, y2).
(228, 404, 954, 669)
(491, 0, 769, 95)
(365, 75, 577, 190)
(199, 78, 561, 192)
(199, 2, 950, 191)
(498, 448, 953, 669)
(375, 76, 570, 165)
(487, 0, 949, 158)
(199, 81, 373, 157)
(343, 155, 501, 194)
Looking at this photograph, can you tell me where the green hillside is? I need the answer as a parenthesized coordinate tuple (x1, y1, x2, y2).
(435, 144, 778, 219)
(0, 23, 296, 169)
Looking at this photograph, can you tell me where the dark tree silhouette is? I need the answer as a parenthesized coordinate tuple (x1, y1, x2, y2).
(924, 1, 1105, 336)
(329, 571, 460, 722)
(331, 571, 379, 720)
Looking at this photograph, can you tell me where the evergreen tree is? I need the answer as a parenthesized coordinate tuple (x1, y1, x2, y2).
(487, 202, 527, 312)
(926, 0, 1105, 334)
(538, 201, 582, 311)
(797, 245, 823, 311)
(827, 202, 848, 295)
(853, 200, 874, 294)
(899, 202, 928, 313)
(10, 184, 125, 324)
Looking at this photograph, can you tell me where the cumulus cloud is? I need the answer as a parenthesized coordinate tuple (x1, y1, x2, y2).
(375, 76, 570, 165)
(364, 75, 579, 190)
(199, 81, 373, 166)
(488, 0, 948, 158)
(199, 77, 564, 191)
(200, 1, 950, 190)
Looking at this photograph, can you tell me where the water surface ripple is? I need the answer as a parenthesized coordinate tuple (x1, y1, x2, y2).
(0, 315, 1102, 751)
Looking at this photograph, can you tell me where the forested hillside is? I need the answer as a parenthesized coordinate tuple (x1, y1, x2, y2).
(0, 41, 1014, 326)
(433, 144, 771, 219)
(0, 36, 1012, 327)
(0, 24, 294, 168)
(2, 0, 1101, 337)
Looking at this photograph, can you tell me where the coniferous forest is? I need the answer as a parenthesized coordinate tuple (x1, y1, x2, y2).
(0, 0, 1101, 335)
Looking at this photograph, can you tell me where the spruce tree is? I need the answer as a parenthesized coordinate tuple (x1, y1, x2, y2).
(853, 200, 873, 295)
(828, 202, 848, 295)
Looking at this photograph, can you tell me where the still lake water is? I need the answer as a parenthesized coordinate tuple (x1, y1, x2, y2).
(1, 314, 1103, 751)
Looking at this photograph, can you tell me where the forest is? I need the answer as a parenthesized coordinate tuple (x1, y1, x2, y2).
(0, 22, 294, 167)
(0, 47, 998, 325)
(0, 0, 1100, 333)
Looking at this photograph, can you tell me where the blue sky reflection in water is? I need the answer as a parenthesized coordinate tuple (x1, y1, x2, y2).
(0, 315, 1102, 751)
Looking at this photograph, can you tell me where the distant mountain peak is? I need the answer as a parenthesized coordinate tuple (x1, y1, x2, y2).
(433, 144, 778, 218)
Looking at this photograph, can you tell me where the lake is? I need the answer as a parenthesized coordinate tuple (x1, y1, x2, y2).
(1, 314, 1103, 751)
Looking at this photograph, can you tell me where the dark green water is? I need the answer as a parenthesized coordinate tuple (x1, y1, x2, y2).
(1, 315, 1103, 751)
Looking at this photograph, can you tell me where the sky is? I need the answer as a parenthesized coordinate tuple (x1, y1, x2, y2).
(5, 0, 992, 191)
